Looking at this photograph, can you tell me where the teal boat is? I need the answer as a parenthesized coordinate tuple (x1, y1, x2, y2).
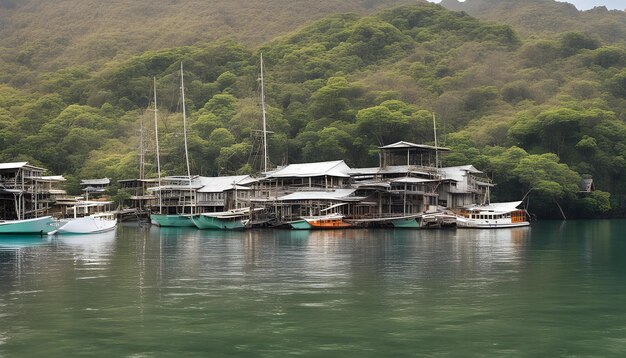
(390, 217, 420, 228)
(150, 214, 196, 227)
(289, 220, 312, 230)
(0, 216, 56, 235)
(193, 208, 253, 230)
(193, 214, 247, 230)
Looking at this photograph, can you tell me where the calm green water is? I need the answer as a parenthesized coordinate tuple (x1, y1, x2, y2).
(1, 220, 626, 357)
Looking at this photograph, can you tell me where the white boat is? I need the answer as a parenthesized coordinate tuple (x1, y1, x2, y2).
(50, 212, 117, 235)
(0, 216, 56, 235)
(456, 201, 529, 229)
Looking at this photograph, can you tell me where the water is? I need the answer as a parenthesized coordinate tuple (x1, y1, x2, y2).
(1, 220, 626, 357)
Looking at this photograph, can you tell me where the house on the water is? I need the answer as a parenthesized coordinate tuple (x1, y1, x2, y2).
(0, 162, 64, 219)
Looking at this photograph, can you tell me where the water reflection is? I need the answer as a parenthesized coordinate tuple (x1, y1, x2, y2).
(1, 221, 626, 357)
(0, 235, 50, 250)
(53, 230, 117, 261)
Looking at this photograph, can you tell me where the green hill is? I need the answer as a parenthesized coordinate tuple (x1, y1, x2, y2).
(0, 1, 625, 218)
(439, 0, 626, 44)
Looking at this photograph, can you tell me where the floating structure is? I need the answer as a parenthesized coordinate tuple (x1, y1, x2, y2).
(117, 139, 528, 230)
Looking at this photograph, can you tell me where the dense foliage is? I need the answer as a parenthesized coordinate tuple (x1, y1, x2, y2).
(1, 2, 625, 218)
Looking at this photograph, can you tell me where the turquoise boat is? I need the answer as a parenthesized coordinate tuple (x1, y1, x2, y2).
(390, 217, 420, 228)
(289, 220, 312, 230)
(0, 216, 56, 235)
(193, 214, 247, 230)
(150, 214, 196, 227)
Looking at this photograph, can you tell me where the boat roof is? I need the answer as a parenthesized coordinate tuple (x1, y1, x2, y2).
(266, 160, 351, 178)
(464, 201, 524, 213)
(278, 189, 361, 201)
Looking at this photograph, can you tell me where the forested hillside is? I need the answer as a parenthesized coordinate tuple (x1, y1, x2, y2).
(1, 1, 625, 218)
(439, 0, 626, 44)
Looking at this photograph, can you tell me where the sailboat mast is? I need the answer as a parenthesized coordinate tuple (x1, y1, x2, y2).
(139, 117, 145, 180)
(260, 53, 268, 174)
(433, 112, 439, 169)
(153, 76, 163, 214)
(180, 62, 194, 214)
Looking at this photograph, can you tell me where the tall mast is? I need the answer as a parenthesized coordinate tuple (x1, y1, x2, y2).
(433, 112, 439, 170)
(180, 62, 194, 214)
(153, 76, 162, 213)
(139, 117, 145, 180)
(260, 53, 268, 174)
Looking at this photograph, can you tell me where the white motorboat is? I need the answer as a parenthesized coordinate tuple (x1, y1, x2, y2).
(456, 201, 529, 228)
(49, 212, 117, 235)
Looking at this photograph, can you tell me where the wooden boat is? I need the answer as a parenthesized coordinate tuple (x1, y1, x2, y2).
(0, 216, 55, 235)
(456, 201, 529, 229)
(420, 212, 459, 229)
(291, 214, 352, 230)
(50, 213, 117, 235)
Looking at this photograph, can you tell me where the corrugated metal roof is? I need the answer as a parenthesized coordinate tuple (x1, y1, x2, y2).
(267, 160, 351, 178)
(196, 175, 253, 193)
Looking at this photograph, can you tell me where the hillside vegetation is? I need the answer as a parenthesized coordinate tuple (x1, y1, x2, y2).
(0, 1, 625, 218)
(440, 0, 626, 44)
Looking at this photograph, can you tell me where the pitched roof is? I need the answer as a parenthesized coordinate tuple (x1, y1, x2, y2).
(0, 162, 45, 171)
(267, 160, 351, 178)
(579, 178, 594, 192)
(439, 165, 483, 182)
(378, 141, 450, 152)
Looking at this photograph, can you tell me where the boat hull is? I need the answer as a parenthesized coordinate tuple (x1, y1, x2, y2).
(193, 215, 247, 230)
(390, 217, 420, 228)
(150, 214, 196, 227)
(53, 216, 117, 235)
(456, 218, 530, 229)
(0, 216, 55, 235)
(290, 220, 313, 230)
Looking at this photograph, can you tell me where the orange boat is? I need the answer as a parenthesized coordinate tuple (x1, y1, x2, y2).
(292, 214, 352, 229)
